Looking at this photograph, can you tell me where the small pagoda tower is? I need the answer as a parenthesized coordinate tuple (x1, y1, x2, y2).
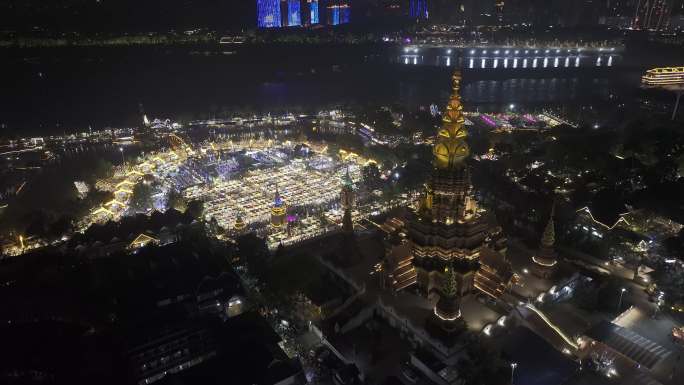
(434, 264, 463, 330)
(340, 168, 355, 233)
(233, 209, 246, 234)
(532, 201, 558, 278)
(330, 167, 364, 267)
(270, 184, 287, 229)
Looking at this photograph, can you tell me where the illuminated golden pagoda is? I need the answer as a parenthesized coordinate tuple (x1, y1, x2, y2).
(234, 209, 246, 233)
(433, 74, 470, 170)
(270, 184, 287, 229)
(422, 73, 477, 222)
(403, 71, 512, 327)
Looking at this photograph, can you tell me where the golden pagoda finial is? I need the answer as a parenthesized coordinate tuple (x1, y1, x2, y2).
(439, 72, 467, 139)
(433, 71, 470, 169)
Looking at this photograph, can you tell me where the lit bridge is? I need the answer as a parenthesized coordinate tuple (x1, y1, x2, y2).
(397, 46, 620, 69)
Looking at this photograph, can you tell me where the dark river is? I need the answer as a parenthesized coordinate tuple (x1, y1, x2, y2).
(1, 43, 680, 136)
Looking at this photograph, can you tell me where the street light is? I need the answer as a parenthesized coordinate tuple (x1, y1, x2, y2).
(119, 147, 125, 165)
(617, 288, 627, 312)
(511, 362, 518, 385)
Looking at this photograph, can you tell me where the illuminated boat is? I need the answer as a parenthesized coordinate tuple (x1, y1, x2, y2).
(641, 66, 684, 88)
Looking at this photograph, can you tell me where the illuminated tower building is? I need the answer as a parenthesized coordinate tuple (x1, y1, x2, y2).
(340, 168, 355, 233)
(328, 0, 351, 25)
(409, 0, 429, 19)
(633, 0, 673, 30)
(286, 0, 302, 26)
(307, 0, 320, 24)
(495, 1, 505, 24)
(406, 72, 511, 327)
(270, 185, 287, 229)
(257, 0, 282, 28)
(532, 202, 558, 278)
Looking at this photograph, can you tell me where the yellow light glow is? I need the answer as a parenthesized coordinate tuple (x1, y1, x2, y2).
(92, 207, 115, 216)
(532, 256, 558, 267)
(128, 233, 159, 249)
(525, 304, 578, 350)
(642, 67, 684, 87)
(433, 307, 461, 321)
(105, 199, 125, 207)
(16, 181, 27, 195)
(116, 181, 135, 188)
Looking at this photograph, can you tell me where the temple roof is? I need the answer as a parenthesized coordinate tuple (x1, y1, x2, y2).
(479, 248, 513, 282)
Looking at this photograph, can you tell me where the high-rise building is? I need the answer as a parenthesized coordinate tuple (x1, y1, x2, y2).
(495, 0, 505, 24)
(328, 0, 351, 25)
(600, 0, 636, 28)
(409, 0, 429, 19)
(633, 0, 673, 30)
(309, 0, 320, 24)
(287, 0, 302, 26)
(257, 0, 282, 28)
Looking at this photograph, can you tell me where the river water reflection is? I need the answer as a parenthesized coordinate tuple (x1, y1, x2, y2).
(0, 44, 653, 135)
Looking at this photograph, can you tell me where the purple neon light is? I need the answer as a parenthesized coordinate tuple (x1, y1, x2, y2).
(481, 115, 497, 127)
(523, 114, 538, 123)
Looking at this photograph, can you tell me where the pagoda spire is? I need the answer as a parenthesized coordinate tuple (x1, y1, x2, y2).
(434, 263, 462, 322)
(342, 166, 354, 189)
(432, 72, 470, 170)
(532, 199, 558, 277)
(340, 167, 355, 233)
(541, 200, 556, 248)
(274, 183, 283, 207)
(425, 70, 476, 223)
(443, 264, 459, 298)
(270, 182, 286, 228)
